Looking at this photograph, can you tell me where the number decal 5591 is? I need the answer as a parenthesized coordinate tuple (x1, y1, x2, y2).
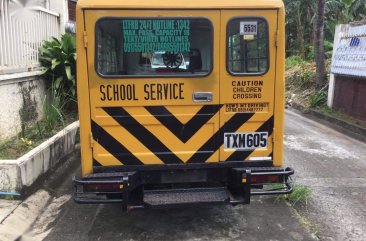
(240, 21, 258, 35)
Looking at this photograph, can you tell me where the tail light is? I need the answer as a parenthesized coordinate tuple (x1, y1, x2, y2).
(250, 175, 280, 184)
(84, 183, 123, 192)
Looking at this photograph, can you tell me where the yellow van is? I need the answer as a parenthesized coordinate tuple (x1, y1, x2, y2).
(73, 0, 294, 210)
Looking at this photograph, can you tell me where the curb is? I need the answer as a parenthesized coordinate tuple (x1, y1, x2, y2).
(0, 190, 52, 241)
(0, 145, 80, 240)
(0, 121, 79, 194)
(290, 103, 366, 142)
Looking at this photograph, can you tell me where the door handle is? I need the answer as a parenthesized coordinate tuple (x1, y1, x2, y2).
(193, 92, 213, 102)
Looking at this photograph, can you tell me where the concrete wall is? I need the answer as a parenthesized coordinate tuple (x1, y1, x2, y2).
(49, 0, 68, 34)
(0, 72, 46, 140)
(328, 24, 345, 107)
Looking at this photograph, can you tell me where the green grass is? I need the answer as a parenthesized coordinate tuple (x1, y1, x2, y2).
(318, 106, 366, 128)
(275, 184, 312, 207)
(318, 106, 343, 118)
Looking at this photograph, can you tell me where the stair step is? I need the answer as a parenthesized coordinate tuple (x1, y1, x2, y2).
(82, 171, 136, 179)
(143, 187, 230, 207)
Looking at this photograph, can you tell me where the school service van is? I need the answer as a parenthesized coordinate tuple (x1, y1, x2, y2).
(73, 0, 294, 210)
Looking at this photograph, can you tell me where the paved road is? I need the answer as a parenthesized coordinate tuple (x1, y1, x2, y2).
(22, 110, 366, 241)
(29, 157, 314, 240)
(22, 157, 314, 241)
(285, 110, 366, 241)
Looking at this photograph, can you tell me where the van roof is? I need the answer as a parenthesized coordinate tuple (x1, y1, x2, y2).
(77, 0, 284, 9)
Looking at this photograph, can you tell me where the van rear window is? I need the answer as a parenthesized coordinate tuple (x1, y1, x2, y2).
(227, 18, 269, 75)
(96, 18, 213, 77)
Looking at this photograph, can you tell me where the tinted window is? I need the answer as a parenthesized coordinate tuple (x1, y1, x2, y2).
(227, 18, 269, 75)
(96, 18, 213, 77)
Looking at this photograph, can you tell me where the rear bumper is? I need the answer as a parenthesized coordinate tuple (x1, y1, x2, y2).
(73, 166, 294, 210)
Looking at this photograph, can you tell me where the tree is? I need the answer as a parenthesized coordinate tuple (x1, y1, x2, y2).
(314, 0, 326, 88)
(284, 0, 315, 58)
(284, 0, 363, 61)
(349, 0, 366, 21)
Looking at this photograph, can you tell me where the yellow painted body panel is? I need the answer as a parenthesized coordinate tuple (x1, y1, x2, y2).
(273, 7, 286, 167)
(84, 10, 221, 168)
(76, 1, 286, 176)
(219, 10, 278, 164)
(76, 6, 93, 175)
(78, 0, 284, 10)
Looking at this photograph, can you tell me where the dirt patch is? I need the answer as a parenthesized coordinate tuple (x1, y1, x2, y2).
(285, 62, 318, 109)
(0, 113, 77, 160)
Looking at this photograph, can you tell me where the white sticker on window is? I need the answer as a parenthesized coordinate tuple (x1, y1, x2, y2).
(224, 132, 268, 150)
(240, 21, 258, 35)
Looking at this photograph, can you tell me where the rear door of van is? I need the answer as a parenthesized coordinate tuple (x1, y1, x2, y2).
(219, 10, 278, 163)
(84, 10, 221, 167)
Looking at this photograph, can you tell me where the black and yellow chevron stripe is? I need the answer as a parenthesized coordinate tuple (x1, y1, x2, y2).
(91, 105, 273, 166)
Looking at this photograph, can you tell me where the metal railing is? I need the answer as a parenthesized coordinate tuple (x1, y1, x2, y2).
(0, 0, 60, 74)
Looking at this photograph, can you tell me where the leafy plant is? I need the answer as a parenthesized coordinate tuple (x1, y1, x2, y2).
(20, 137, 33, 146)
(39, 33, 77, 108)
(306, 41, 334, 61)
(306, 45, 315, 61)
(309, 90, 327, 108)
(324, 40, 334, 59)
(42, 86, 65, 132)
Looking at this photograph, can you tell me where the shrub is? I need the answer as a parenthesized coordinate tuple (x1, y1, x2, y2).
(306, 41, 333, 61)
(39, 33, 76, 109)
(324, 40, 334, 59)
(42, 86, 65, 132)
(309, 90, 327, 108)
(306, 45, 314, 61)
(286, 55, 307, 69)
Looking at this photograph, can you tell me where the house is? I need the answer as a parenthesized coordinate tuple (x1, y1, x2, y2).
(0, 0, 74, 140)
(329, 22, 366, 121)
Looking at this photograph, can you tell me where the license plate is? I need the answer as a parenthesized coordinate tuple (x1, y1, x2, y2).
(224, 132, 268, 150)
